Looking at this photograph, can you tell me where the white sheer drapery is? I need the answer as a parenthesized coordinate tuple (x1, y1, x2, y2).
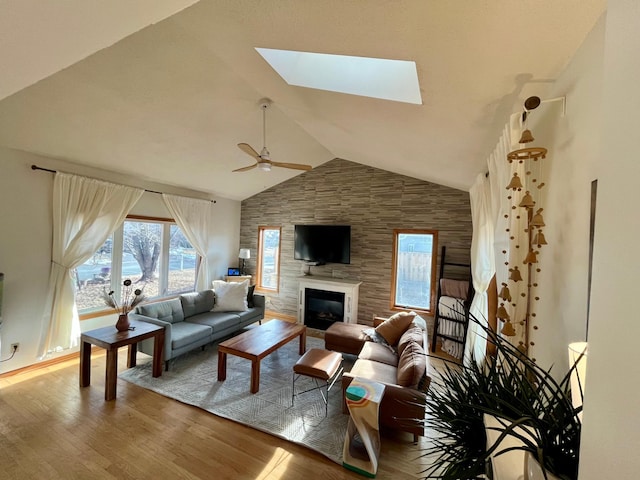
(464, 173, 495, 367)
(465, 122, 514, 364)
(38, 173, 143, 358)
(162, 194, 216, 291)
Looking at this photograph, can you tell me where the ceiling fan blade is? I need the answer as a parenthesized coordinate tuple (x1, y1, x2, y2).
(232, 163, 258, 172)
(270, 161, 312, 171)
(237, 143, 261, 160)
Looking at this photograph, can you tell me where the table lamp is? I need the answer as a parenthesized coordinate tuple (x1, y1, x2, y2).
(568, 341, 588, 420)
(239, 249, 250, 275)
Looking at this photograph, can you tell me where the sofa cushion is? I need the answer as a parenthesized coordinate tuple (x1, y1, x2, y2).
(237, 308, 260, 323)
(358, 341, 399, 367)
(398, 325, 425, 356)
(180, 290, 215, 318)
(137, 298, 184, 324)
(212, 280, 249, 312)
(348, 358, 398, 386)
(397, 341, 427, 389)
(375, 311, 416, 346)
(187, 311, 240, 332)
(170, 321, 212, 350)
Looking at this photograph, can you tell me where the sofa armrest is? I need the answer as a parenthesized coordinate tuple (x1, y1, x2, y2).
(252, 294, 266, 312)
(129, 313, 172, 356)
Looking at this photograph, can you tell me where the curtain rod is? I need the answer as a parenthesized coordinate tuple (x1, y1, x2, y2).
(31, 164, 216, 204)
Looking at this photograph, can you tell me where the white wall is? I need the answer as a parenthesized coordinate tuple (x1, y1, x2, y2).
(0, 147, 241, 373)
(579, 1, 640, 478)
(528, 15, 605, 371)
(489, 5, 640, 476)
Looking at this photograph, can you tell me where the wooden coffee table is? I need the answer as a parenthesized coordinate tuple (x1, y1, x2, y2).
(217, 319, 306, 393)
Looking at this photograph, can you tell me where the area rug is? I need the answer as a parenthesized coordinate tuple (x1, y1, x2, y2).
(119, 335, 354, 464)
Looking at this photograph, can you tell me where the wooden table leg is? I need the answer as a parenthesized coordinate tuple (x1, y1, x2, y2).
(152, 329, 164, 378)
(250, 359, 260, 393)
(127, 343, 137, 368)
(105, 348, 118, 401)
(217, 351, 227, 381)
(80, 340, 91, 388)
(299, 329, 307, 355)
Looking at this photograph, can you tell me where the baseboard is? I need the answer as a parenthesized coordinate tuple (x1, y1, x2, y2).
(0, 346, 104, 378)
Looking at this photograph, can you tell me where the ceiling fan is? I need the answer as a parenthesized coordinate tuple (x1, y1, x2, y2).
(234, 98, 312, 173)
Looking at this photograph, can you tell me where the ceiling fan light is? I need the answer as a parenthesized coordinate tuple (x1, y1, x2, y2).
(258, 162, 271, 172)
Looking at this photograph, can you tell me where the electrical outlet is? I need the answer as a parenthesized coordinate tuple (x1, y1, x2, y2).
(11, 343, 19, 353)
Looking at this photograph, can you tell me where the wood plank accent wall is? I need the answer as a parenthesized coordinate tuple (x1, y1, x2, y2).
(240, 159, 472, 336)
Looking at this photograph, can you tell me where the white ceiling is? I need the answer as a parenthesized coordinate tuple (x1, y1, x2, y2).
(0, 0, 605, 201)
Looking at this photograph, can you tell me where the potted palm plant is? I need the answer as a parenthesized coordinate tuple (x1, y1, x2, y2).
(420, 309, 583, 480)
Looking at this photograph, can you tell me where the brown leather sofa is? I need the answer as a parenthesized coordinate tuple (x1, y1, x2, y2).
(324, 314, 431, 442)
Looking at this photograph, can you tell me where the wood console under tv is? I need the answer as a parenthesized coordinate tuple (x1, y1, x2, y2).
(297, 276, 362, 327)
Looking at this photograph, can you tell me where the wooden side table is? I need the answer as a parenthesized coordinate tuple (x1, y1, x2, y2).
(80, 319, 164, 401)
(343, 377, 386, 478)
(224, 275, 253, 284)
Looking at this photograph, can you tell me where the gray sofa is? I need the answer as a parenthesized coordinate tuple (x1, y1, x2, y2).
(130, 289, 265, 369)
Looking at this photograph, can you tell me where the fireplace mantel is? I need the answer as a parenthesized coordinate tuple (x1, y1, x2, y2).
(297, 276, 362, 325)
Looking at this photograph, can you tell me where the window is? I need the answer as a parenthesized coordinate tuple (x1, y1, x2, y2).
(257, 226, 281, 292)
(391, 229, 438, 313)
(75, 216, 197, 316)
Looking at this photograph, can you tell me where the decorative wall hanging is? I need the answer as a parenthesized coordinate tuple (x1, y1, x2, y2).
(497, 96, 550, 356)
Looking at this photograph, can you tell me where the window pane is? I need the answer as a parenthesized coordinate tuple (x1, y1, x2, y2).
(123, 220, 161, 298)
(167, 225, 197, 295)
(75, 236, 113, 311)
(260, 228, 280, 290)
(394, 233, 434, 310)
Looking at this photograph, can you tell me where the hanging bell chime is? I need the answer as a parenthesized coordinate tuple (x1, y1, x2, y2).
(499, 283, 512, 302)
(530, 208, 545, 227)
(532, 230, 547, 247)
(496, 303, 511, 321)
(501, 320, 517, 337)
(523, 249, 538, 264)
(509, 266, 523, 282)
(518, 129, 535, 144)
(519, 191, 535, 208)
(506, 173, 524, 190)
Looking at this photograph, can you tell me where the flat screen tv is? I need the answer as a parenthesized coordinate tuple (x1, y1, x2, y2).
(294, 225, 351, 265)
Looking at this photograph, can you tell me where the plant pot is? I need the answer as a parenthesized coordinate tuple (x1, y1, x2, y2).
(115, 314, 130, 332)
(525, 452, 561, 480)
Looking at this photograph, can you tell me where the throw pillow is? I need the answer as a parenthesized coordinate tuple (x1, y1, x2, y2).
(362, 327, 397, 354)
(397, 325, 424, 356)
(396, 340, 426, 389)
(247, 284, 255, 308)
(211, 280, 249, 312)
(375, 311, 416, 346)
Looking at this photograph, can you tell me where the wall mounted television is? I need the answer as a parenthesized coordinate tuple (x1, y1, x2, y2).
(294, 224, 351, 265)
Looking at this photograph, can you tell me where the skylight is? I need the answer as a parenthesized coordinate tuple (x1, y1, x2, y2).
(255, 48, 422, 105)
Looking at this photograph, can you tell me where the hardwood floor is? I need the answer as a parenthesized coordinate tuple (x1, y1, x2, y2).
(0, 349, 430, 479)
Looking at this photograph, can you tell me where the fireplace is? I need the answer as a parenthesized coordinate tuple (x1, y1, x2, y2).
(297, 276, 361, 325)
(304, 288, 345, 330)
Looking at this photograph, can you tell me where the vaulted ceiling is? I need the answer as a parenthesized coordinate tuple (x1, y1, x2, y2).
(0, 0, 605, 200)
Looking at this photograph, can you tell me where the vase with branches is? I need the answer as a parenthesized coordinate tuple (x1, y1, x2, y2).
(102, 279, 146, 331)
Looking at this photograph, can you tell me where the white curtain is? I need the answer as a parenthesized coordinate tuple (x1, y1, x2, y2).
(464, 122, 513, 365)
(162, 194, 216, 291)
(464, 173, 495, 367)
(39, 173, 143, 358)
